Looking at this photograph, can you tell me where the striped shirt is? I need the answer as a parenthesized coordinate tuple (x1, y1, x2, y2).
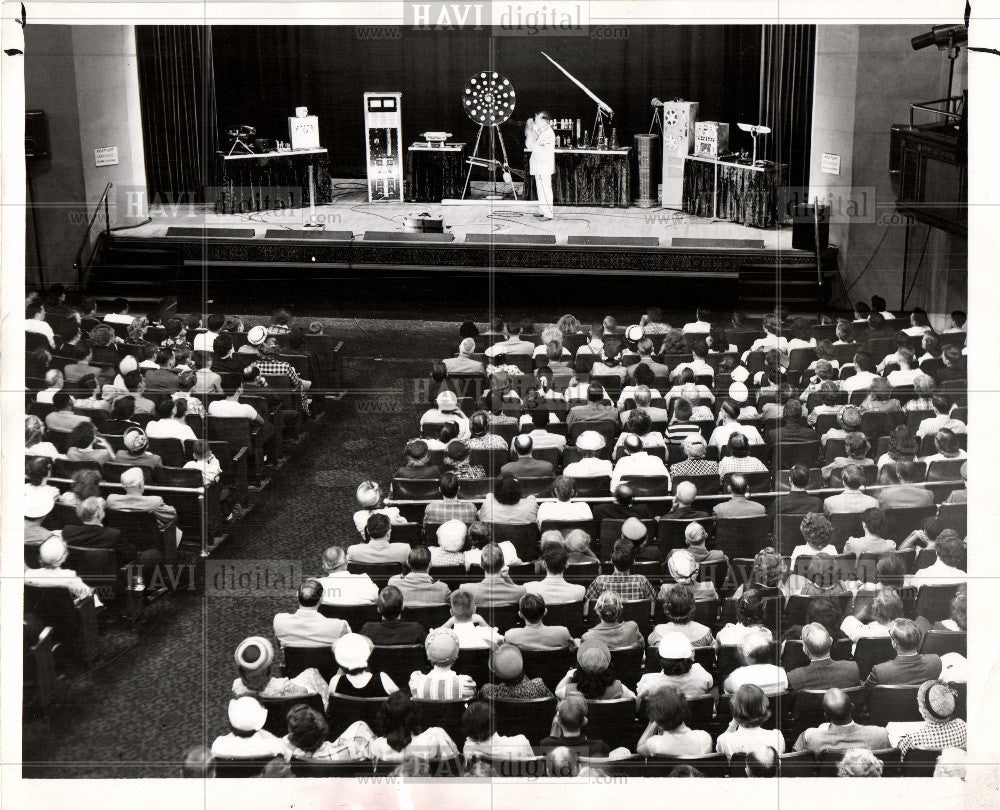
(408, 667, 477, 701)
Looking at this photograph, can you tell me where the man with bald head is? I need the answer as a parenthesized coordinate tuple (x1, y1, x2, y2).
(273, 578, 350, 647)
(665, 480, 710, 520)
(501, 434, 555, 479)
(610, 433, 670, 490)
(316, 546, 378, 605)
(683, 522, 725, 564)
(24, 536, 95, 602)
(786, 623, 862, 691)
(792, 688, 890, 752)
(443, 337, 485, 375)
(105, 466, 179, 535)
(545, 746, 581, 778)
(620, 385, 669, 424)
(712, 474, 766, 518)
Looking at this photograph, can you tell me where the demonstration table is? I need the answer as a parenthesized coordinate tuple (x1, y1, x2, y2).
(524, 147, 632, 208)
(683, 155, 782, 228)
(214, 148, 333, 213)
(406, 143, 467, 202)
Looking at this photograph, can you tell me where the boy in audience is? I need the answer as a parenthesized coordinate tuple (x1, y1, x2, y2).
(361, 586, 428, 645)
(408, 629, 477, 699)
(523, 544, 586, 605)
(439, 590, 502, 649)
(504, 594, 577, 651)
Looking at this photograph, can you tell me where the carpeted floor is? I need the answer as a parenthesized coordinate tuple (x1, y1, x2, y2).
(22, 318, 459, 778)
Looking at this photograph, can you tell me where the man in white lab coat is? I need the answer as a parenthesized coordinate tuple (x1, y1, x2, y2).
(525, 111, 556, 220)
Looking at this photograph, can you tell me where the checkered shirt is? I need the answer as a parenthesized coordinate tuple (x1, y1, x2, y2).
(669, 459, 720, 478)
(469, 434, 509, 450)
(423, 499, 478, 525)
(898, 719, 967, 758)
(584, 572, 655, 602)
(252, 359, 307, 410)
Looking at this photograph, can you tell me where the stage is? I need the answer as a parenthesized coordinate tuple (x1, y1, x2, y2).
(96, 180, 838, 314)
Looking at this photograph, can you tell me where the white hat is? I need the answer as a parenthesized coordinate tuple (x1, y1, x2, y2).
(247, 325, 268, 346)
(118, 355, 139, 375)
(437, 519, 467, 552)
(355, 481, 381, 509)
(234, 636, 274, 671)
(728, 381, 749, 403)
(228, 697, 268, 732)
(625, 324, 645, 343)
(667, 548, 699, 581)
(38, 536, 68, 566)
(730, 365, 750, 383)
(657, 631, 694, 661)
(576, 431, 605, 452)
(334, 633, 374, 670)
(24, 488, 55, 520)
(436, 390, 459, 412)
(621, 517, 647, 542)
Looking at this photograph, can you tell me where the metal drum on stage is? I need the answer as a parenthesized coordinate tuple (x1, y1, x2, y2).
(634, 133, 660, 209)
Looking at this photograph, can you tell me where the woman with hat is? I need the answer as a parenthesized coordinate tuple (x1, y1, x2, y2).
(368, 690, 460, 763)
(395, 439, 442, 481)
(554, 639, 636, 701)
(637, 632, 713, 702)
(875, 425, 918, 484)
(477, 643, 552, 700)
(898, 680, 967, 759)
(580, 591, 644, 650)
(112, 427, 163, 470)
(428, 520, 469, 568)
(210, 696, 287, 759)
(420, 390, 471, 441)
(329, 633, 399, 697)
(232, 636, 328, 707)
(661, 548, 718, 603)
(715, 683, 786, 758)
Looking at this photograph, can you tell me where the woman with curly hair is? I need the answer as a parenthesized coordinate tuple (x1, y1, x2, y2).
(555, 314, 582, 338)
(57, 468, 104, 509)
(789, 512, 838, 567)
(715, 684, 786, 757)
(554, 639, 636, 700)
(636, 686, 713, 757)
(658, 328, 688, 357)
(732, 548, 788, 601)
(649, 584, 714, 647)
(25, 415, 60, 459)
(580, 590, 644, 649)
(367, 690, 459, 763)
(706, 323, 737, 354)
(283, 703, 374, 762)
(25, 456, 59, 501)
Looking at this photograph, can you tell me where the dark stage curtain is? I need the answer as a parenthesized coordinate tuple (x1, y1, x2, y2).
(136, 26, 218, 203)
(759, 24, 816, 193)
(208, 26, 768, 178)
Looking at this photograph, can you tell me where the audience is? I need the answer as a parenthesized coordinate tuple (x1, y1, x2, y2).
(636, 686, 713, 757)
(715, 685, 786, 757)
(792, 687, 890, 752)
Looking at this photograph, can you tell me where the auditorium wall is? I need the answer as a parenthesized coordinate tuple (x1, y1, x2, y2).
(24, 25, 148, 286)
(809, 25, 967, 322)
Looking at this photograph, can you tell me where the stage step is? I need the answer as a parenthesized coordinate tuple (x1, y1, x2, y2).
(85, 241, 183, 298)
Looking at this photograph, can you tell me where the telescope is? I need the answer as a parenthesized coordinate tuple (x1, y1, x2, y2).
(541, 51, 614, 147)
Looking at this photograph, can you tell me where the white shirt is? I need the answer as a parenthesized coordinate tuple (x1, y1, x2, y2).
(723, 664, 789, 696)
(789, 543, 837, 567)
(317, 571, 378, 605)
(192, 330, 220, 353)
(526, 121, 556, 176)
(716, 725, 787, 757)
(708, 421, 764, 449)
(210, 730, 287, 759)
(887, 368, 921, 387)
(184, 455, 222, 484)
(610, 452, 670, 490)
(841, 371, 879, 392)
(145, 418, 197, 443)
(208, 399, 261, 421)
(25, 319, 56, 346)
(537, 500, 593, 526)
(450, 620, 502, 649)
(682, 321, 711, 335)
(906, 560, 966, 587)
(562, 458, 613, 478)
(916, 415, 966, 439)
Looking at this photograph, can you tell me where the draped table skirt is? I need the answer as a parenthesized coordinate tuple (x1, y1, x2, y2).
(214, 149, 333, 213)
(524, 148, 631, 208)
(683, 156, 782, 229)
(406, 144, 467, 202)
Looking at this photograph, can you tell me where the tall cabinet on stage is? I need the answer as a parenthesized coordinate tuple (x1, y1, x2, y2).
(363, 92, 404, 202)
(660, 101, 698, 209)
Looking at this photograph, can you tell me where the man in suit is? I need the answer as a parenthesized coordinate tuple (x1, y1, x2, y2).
(459, 544, 526, 608)
(315, 547, 379, 606)
(143, 348, 182, 394)
(593, 483, 652, 521)
(768, 464, 823, 520)
(792, 687, 891, 752)
(501, 435, 555, 479)
(387, 546, 451, 608)
(766, 400, 819, 445)
(346, 513, 411, 565)
(442, 338, 485, 375)
(360, 585, 428, 645)
(273, 579, 350, 647)
(566, 384, 620, 432)
(105, 466, 178, 534)
(629, 338, 671, 380)
(786, 624, 862, 691)
(504, 593, 576, 650)
(866, 619, 942, 686)
(484, 318, 535, 357)
(712, 474, 766, 518)
(823, 465, 880, 515)
(62, 496, 156, 569)
(525, 111, 556, 220)
(523, 544, 586, 605)
(876, 461, 935, 510)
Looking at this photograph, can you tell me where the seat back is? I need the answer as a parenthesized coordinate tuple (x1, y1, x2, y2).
(411, 698, 468, 743)
(213, 756, 273, 778)
(936, 501, 966, 536)
(346, 562, 404, 589)
(283, 646, 338, 680)
(52, 458, 103, 478)
(925, 458, 965, 482)
(258, 692, 326, 736)
(147, 437, 188, 467)
(453, 646, 490, 685)
(608, 645, 645, 689)
(853, 636, 896, 678)
(326, 694, 388, 732)
(655, 517, 716, 561)
(543, 600, 586, 638)
(914, 584, 961, 623)
(566, 476, 612, 497)
(772, 441, 821, 470)
(519, 647, 577, 690)
(884, 505, 937, 543)
(399, 603, 451, 628)
(65, 546, 121, 596)
(316, 602, 379, 625)
(921, 630, 966, 657)
(899, 746, 941, 776)
(368, 644, 431, 686)
(104, 508, 172, 558)
(827, 512, 866, 552)
(866, 685, 923, 725)
(619, 475, 670, 497)
(391, 478, 441, 500)
(491, 696, 557, 744)
(671, 473, 721, 496)
(714, 515, 771, 559)
(153, 466, 204, 487)
(585, 698, 638, 750)
(721, 471, 772, 494)
(642, 753, 732, 777)
(23, 584, 100, 663)
(486, 523, 541, 562)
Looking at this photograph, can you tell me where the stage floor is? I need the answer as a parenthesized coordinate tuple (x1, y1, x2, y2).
(129, 179, 793, 249)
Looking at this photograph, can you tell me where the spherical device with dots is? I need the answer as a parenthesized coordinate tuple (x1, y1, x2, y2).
(462, 71, 516, 126)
